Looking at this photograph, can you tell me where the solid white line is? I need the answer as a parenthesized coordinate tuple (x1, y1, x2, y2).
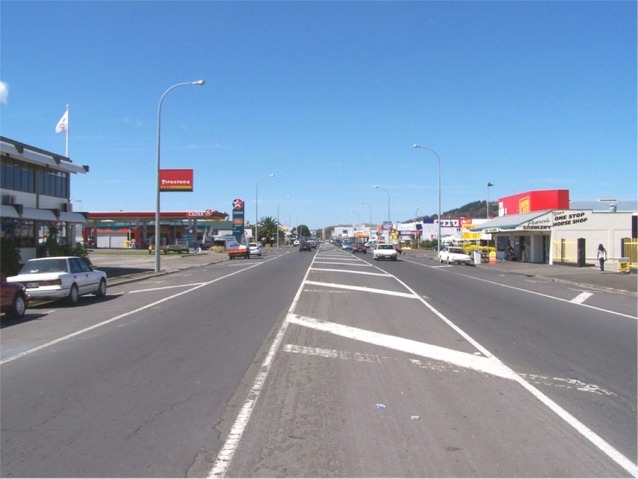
(128, 282, 206, 293)
(304, 280, 418, 298)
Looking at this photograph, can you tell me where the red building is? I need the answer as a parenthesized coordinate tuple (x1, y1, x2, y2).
(498, 190, 569, 216)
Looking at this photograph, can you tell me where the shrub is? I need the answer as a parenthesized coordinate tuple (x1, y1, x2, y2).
(0, 238, 22, 278)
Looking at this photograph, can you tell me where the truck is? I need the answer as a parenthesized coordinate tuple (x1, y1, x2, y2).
(224, 235, 250, 260)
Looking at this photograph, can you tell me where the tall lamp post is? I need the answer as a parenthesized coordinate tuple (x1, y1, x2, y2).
(486, 182, 494, 219)
(155, 80, 205, 273)
(413, 145, 441, 253)
(255, 173, 275, 245)
(360, 201, 372, 239)
(374, 185, 391, 243)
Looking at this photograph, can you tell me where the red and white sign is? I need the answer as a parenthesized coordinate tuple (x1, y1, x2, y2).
(159, 169, 193, 192)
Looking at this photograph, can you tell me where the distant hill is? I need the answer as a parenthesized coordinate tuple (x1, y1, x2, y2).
(417, 200, 496, 221)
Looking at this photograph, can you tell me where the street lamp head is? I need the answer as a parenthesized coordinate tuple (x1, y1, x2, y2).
(193, 80, 206, 86)
(268, 173, 275, 178)
(412, 144, 421, 149)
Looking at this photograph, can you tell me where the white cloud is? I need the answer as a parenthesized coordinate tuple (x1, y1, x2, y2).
(0, 81, 8, 104)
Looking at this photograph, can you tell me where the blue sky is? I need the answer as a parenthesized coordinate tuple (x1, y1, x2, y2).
(1, 1, 635, 230)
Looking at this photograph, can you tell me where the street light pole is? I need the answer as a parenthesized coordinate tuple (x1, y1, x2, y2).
(413, 145, 441, 253)
(255, 173, 275, 245)
(360, 201, 372, 239)
(374, 185, 391, 243)
(155, 80, 205, 273)
(487, 182, 494, 219)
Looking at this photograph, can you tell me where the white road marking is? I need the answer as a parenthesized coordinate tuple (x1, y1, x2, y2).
(210, 250, 638, 478)
(283, 344, 617, 396)
(570, 292, 593, 304)
(304, 280, 418, 299)
(128, 282, 206, 294)
(286, 314, 515, 380)
(310, 267, 390, 277)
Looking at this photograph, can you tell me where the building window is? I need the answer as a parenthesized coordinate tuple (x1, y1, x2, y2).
(1, 218, 36, 248)
(0, 159, 36, 193)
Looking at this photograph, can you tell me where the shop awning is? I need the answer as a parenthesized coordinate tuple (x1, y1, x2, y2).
(20, 207, 57, 221)
(1, 205, 19, 218)
(470, 211, 551, 233)
(59, 212, 87, 224)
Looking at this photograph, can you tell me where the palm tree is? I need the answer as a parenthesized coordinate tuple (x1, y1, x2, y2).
(259, 216, 278, 246)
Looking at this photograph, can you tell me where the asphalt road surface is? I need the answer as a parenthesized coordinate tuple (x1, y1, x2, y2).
(1, 243, 636, 477)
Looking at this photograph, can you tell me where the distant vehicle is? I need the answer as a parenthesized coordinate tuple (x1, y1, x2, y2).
(393, 243, 403, 255)
(299, 241, 312, 252)
(365, 240, 377, 248)
(293, 239, 300, 246)
(352, 243, 367, 254)
(438, 246, 472, 265)
(373, 243, 398, 261)
(6, 256, 107, 305)
(342, 242, 353, 252)
(225, 236, 250, 259)
(1, 280, 29, 318)
(249, 242, 262, 256)
(307, 239, 317, 249)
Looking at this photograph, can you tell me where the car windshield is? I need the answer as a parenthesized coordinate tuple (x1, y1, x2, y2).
(20, 258, 67, 274)
(379, 245, 393, 250)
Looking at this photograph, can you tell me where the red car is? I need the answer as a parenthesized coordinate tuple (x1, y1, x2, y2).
(352, 243, 368, 254)
(392, 243, 403, 255)
(1, 280, 29, 318)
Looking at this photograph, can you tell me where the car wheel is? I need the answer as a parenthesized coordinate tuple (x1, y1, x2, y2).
(10, 294, 26, 318)
(447, 258, 451, 264)
(95, 278, 107, 298)
(68, 284, 79, 305)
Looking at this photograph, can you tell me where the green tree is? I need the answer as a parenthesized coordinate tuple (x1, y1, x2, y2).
(258, 216, 279, 246)
(0, 237, 22, 278)
(297, 224, 310, 238)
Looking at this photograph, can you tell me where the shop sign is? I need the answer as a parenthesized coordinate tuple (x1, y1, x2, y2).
(232, 198, 245, 240)
(159, 169, 193, 192)
(552, 210, 589, 228)
(519, 214, 552, 231)
(187, 209, 217, 217)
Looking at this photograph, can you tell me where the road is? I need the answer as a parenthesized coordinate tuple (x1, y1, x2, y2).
(1, 243, 636, 477)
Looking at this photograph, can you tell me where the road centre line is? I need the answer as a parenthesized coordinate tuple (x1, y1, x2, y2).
(304, 280, 418, 299)
(403, 257, 637, 320)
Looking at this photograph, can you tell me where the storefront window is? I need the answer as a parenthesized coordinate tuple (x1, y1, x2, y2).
(1, 218, 35, 248)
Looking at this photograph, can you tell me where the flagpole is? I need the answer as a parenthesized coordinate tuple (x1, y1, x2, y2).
(65, 104, 69, 157)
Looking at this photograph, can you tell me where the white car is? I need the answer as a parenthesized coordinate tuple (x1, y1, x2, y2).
(6, 256, 107, 305)
(249, 242, 262, 256)
(438, 246, 472, 265)
(373, 243, 398, 261)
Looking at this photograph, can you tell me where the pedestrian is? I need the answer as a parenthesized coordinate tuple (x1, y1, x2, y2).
(597, 244, 607, 272)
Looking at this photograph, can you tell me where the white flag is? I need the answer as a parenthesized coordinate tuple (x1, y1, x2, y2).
(55, 110, 68, 133)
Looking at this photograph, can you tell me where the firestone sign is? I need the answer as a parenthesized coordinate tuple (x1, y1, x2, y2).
(159, 169, 193, 192)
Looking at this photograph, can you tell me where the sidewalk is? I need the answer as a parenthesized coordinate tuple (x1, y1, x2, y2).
(89, 247, 637, 295)
(408, 249, 637, 295)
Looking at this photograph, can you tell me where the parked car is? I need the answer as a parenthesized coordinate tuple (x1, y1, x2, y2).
(352, 243, 368, 254)
(299, 241, 312, 252)
(0, 280, 29, 318)
(438, 246, 472, 265)
(249, 242, 262, 256)
(6, 256, 107, 305)
(342, 242, 353, 252)
(373, 243, 398, 261)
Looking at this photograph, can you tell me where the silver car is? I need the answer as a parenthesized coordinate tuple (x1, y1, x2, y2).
(7, 256, 107, 305)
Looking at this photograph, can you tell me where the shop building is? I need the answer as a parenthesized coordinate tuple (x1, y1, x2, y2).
(471, 190, 637, 266)
(1, 136, 88, 262)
